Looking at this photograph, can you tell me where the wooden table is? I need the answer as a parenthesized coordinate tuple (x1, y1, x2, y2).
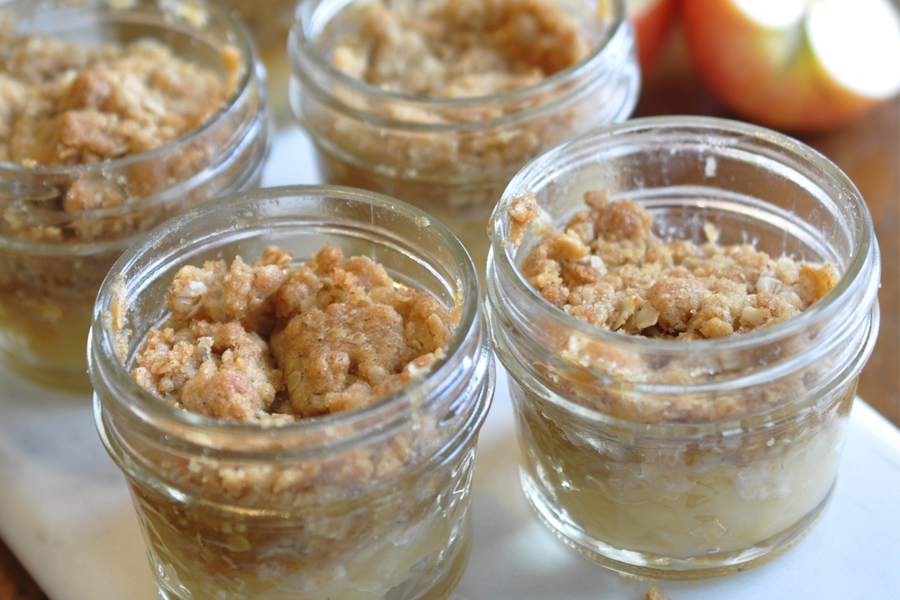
(2, 27, 897, 600)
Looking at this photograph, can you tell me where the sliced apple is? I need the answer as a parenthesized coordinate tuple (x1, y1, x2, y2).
(681, 0, 900, 132)
(627, 0, 679, 71)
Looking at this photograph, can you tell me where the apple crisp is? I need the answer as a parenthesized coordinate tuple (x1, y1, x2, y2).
(0, 34, 238, 210)
(0, 38, 227, 166)
(118, 245, 481, 600)
(295, 0, 636, 272)
(0, 26, 255, 388)
(514, 189, 838, 340)
(313, 0, 596, 176)
(132, 245, 454, 422)
(328, 0, 590, 98)
(501, 188, 853, 573)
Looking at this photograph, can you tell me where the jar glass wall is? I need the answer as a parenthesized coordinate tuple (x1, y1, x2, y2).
(288, 0, 640, 269)
(0, 0, 269, 390)
(90, 185, 495, 600)
(486, 117, 880, 579)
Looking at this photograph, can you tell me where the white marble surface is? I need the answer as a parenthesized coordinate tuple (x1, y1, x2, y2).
(1, 359, 899, 600)
(1, 125, 898, 600)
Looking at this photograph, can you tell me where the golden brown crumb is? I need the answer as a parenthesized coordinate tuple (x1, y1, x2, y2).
(507, 191, 542, 246)
(646, 585, 672, 600)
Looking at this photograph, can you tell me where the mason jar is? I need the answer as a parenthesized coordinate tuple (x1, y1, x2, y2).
(486, 117, 881, 579)
(90, 185, 495, 600)
(0, 0, 270, 390)
(288, 0, 640, 270)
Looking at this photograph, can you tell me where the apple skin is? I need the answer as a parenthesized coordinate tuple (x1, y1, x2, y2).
(628, 0, 679, 71)
(681, 0, 898, 132)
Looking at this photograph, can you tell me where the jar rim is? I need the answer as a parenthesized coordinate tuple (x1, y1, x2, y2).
(289, 0, 628, 110)
(488, 115, 880, 357)
(0, 0, 260, 192)
(90, 184, 487, 448)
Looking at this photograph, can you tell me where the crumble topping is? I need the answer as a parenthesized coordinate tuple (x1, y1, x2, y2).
(515, 190, 839, 340)
(131, 245, 455, 422)
(0, 35, 236, 173)
(328, 0, 590, 99)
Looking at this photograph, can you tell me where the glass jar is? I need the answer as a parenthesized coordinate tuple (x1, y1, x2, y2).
(0, 0, 270, 390)
(288, 0, 640, 271)
(486, 116, 881, 579)
(90, 185, 495, 600)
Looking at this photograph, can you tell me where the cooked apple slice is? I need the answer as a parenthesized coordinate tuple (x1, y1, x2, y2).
(681, 0, 900, 132)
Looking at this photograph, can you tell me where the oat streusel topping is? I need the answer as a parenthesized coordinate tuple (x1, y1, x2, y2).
(131, 245, 455, 422)
(329, 0, 590, 99)
(515, 190, 839, 339)
(0, 35, 236, 171)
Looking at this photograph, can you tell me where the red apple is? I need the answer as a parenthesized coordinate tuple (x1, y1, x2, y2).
(681, 0, 900, 132)
(628, 0, 679, 71)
